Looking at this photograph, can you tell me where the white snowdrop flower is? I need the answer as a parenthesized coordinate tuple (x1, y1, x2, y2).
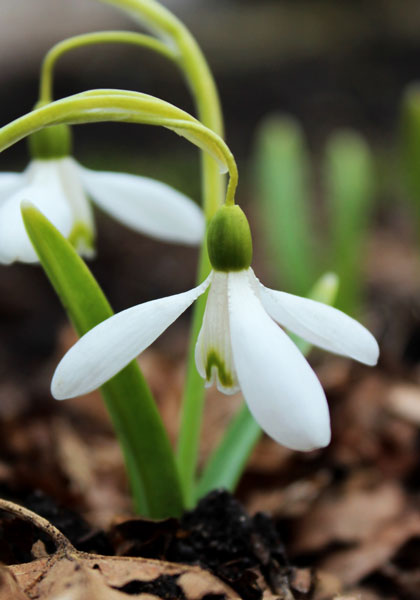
(51, 205, 379, 451)
(0, 124, 204, 264)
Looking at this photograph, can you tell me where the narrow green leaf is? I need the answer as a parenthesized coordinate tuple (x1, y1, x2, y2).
(196, 403, 261, 499)
(196, 272, 339, 500)
(325, 130, 375, 314)
(254, 115, 317, 295)
(22, 203, 184, 518)
(400, 84, 420, 226)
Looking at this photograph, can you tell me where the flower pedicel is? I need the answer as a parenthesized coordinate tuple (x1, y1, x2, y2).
(51, 204, 379, 451)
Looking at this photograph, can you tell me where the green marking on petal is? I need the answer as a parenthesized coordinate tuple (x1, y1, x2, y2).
(68, 221, 95, 255)
(205, 349, 234, 388)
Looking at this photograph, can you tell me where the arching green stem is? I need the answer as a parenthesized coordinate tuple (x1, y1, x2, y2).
(39, 31, 177, 104)
(95, 0, 227, 505)
(0, 91, 237, 199)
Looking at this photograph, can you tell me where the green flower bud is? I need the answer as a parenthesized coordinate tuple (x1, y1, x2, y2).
(28, 102, 72, 160)
(207, 205, 253, 271)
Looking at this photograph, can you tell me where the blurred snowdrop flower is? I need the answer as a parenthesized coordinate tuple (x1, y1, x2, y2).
(51, 206, 379, 451)
(0, 124, 204, 264)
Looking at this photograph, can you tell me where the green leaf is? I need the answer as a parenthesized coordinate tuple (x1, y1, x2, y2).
(196, 272, 339, 500)
(325, 130, 375, 314)
(254, 115, 317, 295)
(22, 203, 184, 518)
(195, 403, 261, 499)
(400, 84, 420, 226)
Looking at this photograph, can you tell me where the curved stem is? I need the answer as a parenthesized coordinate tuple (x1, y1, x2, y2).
(0, 91, 237, 197)
(39, 30, 177, 104)
(95, 0, 227, 506)
(98, 1, 223, 132)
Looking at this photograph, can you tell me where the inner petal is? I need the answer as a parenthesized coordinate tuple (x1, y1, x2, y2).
(56, 158, 95, 256)
(195, 271, 240, 395)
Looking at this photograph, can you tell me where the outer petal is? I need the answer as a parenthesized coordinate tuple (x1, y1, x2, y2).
(52, 276, 211, 400)
(0, 172, 23, 204)
(79, 166, 205, 245)
(228, 270, 331, 451)
(0, 160, 74, 264)
(258, 275, 379, 366)
(195, 271, 240, 394)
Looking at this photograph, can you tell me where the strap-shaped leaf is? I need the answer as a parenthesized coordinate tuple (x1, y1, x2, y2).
(22, 203, 184, 518)
(325, 130, 375, 313)
(254, 115, 316, 295)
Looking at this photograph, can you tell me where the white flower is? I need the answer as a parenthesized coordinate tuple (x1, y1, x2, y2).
(51, 267, 379, 451)
(0, 157, 204, 264)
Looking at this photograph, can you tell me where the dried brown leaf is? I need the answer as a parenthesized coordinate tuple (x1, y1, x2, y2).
(387, 382, 420, 425)
(0, 564, 29, 600)
(1, 499, 241, 600)
(293, 482, 406, 553)
(320, 510, 420, 586)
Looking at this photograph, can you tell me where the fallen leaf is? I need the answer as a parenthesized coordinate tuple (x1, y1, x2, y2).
(1, 499, 241, 600)
(0, 564, 28, 600)
(292, 482, 406, 553)
(320, 510, 420, 586)
(387, 382, 420, 425)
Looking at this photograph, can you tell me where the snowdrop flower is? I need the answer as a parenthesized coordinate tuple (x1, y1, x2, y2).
(0, 123, 204, 264)
(52, 205, 379, 451)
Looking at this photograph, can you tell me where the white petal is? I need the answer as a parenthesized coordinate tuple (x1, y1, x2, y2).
(51, 276, 211, 400)
(79, 166, 204, 245)
(228, 270, 331, 451)
(0, 172, 23, 204)
(0, 160, 74, 264)
(195, 271, 239, 394)
(258, 276, 379, 366)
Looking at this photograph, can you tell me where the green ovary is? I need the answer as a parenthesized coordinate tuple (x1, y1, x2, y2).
(205, 349, 234, 388)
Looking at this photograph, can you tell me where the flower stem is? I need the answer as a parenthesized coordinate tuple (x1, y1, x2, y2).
(98, 0, 227, 504)
(67, 0, 229, 504)
(39, 31, 177, 104)
(176, 245, 211, 505)
(0, 92, 237, 185)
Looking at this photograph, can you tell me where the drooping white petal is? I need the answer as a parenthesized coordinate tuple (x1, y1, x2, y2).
(195, 271, 240, 394)
(52, 276, 211, 400)
(228, 269, 331, 451)
(258, 274, 379, 366)
(79, 166, 204, 245)
(0, 160, 74, 264)
(0, 172, 23, 204)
